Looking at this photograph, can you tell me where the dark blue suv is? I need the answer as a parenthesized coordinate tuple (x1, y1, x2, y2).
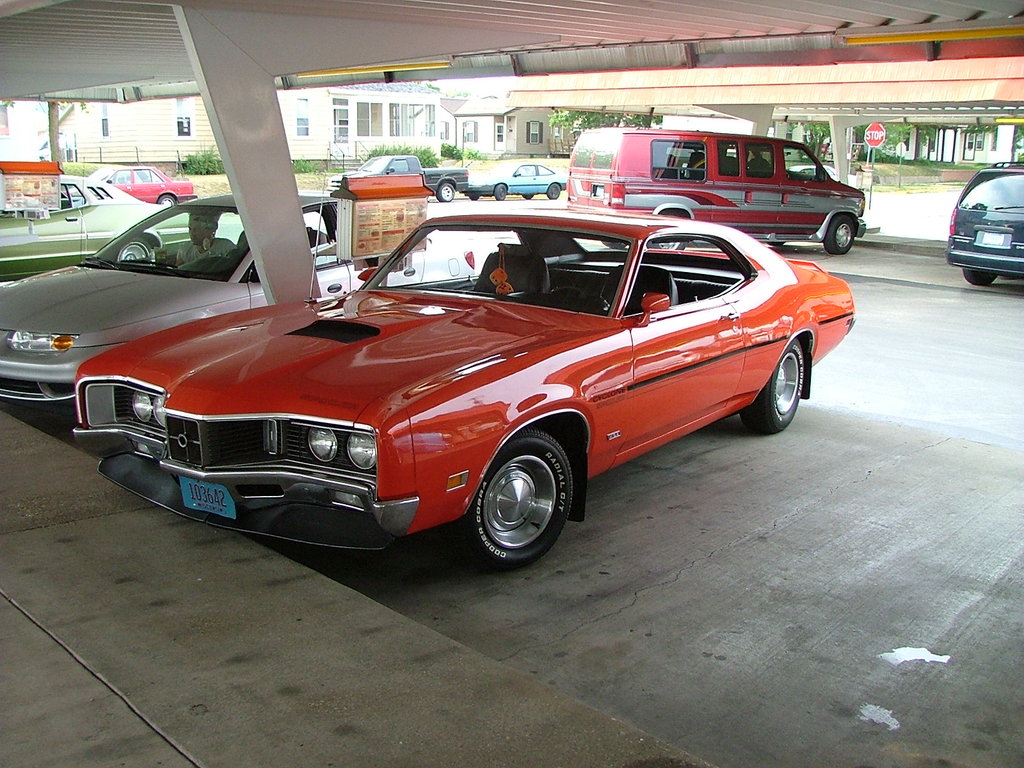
(947, 162, 1024, 286)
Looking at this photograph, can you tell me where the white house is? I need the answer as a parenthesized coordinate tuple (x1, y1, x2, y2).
(453, 96, 555, 158)
(55, 83, 444, 167)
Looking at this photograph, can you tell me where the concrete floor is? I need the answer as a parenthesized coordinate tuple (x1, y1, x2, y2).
(3, 236, 1023, 768)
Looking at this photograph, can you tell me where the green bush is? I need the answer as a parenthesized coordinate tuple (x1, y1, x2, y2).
(182, 149, 225, 175)
(364, 144, 440, 168)
(292, 158, 318, 173)
(441, 143, 462, 161)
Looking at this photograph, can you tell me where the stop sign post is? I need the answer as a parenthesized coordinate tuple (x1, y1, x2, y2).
(862, 122, 886, 207)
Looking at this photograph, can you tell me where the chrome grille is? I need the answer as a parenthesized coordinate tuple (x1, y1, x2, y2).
(84, 380, 376, 482)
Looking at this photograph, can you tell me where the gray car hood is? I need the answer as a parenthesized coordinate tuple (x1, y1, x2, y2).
(0, 265, 256, 348)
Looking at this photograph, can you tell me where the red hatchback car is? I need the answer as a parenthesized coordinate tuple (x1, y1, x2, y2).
(89, 165, 197, 206)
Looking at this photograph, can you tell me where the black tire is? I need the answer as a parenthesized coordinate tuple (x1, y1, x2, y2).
(467, 193, 481, 201)
(156, 193, 177, 206)
(546, 183, 562, 200)
(740, 339, 805, 434)
(434, 181, 456, 203)
(457, 429, 572, 570)
(522, 194, 534, 200)
(823, 215, 856, 255)
(493, 183, 508, 202)
(962, 268, 997, 286)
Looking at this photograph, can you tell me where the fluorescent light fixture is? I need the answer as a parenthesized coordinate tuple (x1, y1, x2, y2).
(297, 60, 450, 79)
(840, 19, 1024, 46)
(995, 117, 1024, 124)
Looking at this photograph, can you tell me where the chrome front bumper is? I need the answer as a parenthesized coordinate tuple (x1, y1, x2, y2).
(76, 428, 419, 548)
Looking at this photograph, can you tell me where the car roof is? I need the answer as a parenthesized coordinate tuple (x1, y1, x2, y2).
(419, 208, 748, 241)
(177, 192, 334, 209)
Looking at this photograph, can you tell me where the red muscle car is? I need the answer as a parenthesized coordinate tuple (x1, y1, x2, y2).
(74, 211, 855, 569)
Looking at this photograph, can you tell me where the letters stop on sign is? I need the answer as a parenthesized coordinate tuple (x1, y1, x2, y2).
(865, 123, 886, 148)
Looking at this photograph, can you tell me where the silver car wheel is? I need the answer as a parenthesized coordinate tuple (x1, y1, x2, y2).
(482, 455, 556, 549)
(774, 349, 801, 416)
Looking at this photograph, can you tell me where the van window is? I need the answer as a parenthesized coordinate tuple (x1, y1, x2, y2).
(571, 131, 616, 170)
(651, 140, 706, 180)
(959, 172, 1024, 211)
(745, 143, 775, 178)
(718, 141, 740, 177)
(784, 145, 823, 181)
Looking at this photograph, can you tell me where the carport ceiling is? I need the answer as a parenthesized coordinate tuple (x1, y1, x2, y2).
(1, 0, 1023, 101)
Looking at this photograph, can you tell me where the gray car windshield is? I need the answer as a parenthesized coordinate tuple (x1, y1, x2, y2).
(90, 206, 246, 281)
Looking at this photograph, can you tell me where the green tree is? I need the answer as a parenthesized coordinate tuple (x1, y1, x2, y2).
(549, 110, 661, 132)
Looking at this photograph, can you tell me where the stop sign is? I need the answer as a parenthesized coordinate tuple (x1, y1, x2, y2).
(864, 122, 886, 148)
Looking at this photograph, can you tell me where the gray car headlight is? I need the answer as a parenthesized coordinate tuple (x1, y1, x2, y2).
(346, 432, 377, 469)
(7, 330, 79, 352)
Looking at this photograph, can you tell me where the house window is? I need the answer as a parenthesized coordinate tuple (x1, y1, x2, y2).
(100, 104, 110, 138)
(357, 102, 383, 137)
(176, 98, 192, 137)
(388, 103, 434, 138)
(296, 98, 309, 137)
(463, 120, 477, 143)
(495, 123, 505, 144)
(440, 121, 450, 142)
(526, 120, 544, 145)
(333, 98, 349, 143)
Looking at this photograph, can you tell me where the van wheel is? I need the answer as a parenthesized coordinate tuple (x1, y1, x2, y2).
(823, 216, 855, 254)
(546, 183, 562, 199)
(493, 184, 508, 201)
(962, 268, 997, 286)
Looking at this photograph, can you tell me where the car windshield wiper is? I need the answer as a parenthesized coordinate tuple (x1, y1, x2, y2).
(80, 256, 118, 270)
(992, 205, 1024, 211)
(119, 261, 183, 276)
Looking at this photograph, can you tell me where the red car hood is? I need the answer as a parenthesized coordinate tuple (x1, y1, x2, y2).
(84, 291, 610, 424)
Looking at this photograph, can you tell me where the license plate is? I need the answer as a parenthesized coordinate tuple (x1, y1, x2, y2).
(976, 231, 1010, 248)
(179, 477, 236, 519)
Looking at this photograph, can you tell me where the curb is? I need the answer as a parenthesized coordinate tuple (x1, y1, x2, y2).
(858, 233, 947, 259)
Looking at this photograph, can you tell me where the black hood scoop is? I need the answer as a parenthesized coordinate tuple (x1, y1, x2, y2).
(288, 320, 381, 344)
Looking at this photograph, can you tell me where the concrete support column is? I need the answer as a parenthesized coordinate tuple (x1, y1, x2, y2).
(175, 6, 312, 304)
(699, 105, 776, 135)
(827, 115, 864, 184)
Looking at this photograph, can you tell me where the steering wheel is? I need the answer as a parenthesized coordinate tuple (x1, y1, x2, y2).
(118, 231, 161, 262)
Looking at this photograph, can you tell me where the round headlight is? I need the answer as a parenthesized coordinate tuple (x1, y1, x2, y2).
(132, 391, 154, 422)
(152, 398, 167, 427)
(308, 428, 338, 462)
(347, 432, 377, 470)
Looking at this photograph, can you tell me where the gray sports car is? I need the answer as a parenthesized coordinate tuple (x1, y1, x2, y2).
(0, 194, 359, 406)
